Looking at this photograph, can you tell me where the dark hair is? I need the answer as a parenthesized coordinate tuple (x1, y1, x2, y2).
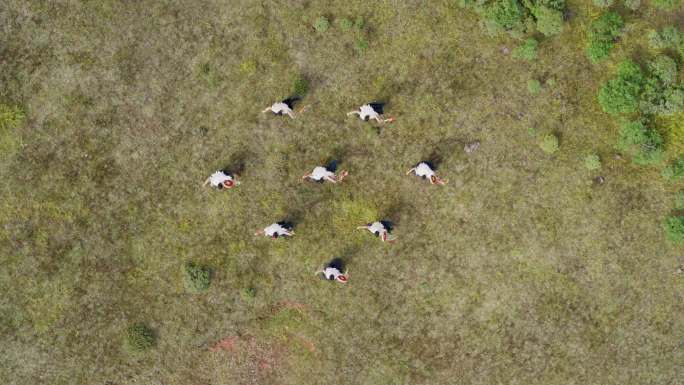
(364, 116, 369, 121)
(373, 231, 380, 237)
(216, 183, 224, 190)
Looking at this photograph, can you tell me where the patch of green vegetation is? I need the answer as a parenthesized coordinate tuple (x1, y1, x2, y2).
(314, 16, 330, 32)
(292, 74, 309, 97)
(527, 78, 542, 93)
(0, 104, 24, 155)
(513, 38, 538, 60)
(593, 0, 614, 7)
(661, 156, 684, 181)
(125, 323, 155, 352)
(339, 18, 354, 31)
(652, 0, 682, 10)
(617, 118, 665, 165)
(355, 37, 369, 53)
(584, 154, 602, 170)
(199, 62, 221, 89)
(539, 133, 559, 153)
(183, 262, 212, 293)
(598, 60, 644, 114)
(462, 0, 566, 37)
(663, 215, 684, 242)
(586, 11, 624, 63)
(674, 191, 684, 209)
(624, 0, 641, 10)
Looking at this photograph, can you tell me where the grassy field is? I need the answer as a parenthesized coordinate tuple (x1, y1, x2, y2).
(1, 1, 683, 384)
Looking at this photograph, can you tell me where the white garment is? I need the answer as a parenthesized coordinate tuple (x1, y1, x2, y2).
(263, 223, 290, 237)
(209, 171, 233, 187)
(271, 102, 293, 115)
(359, 104, 380, 121)
(415, 162, 435, 178)
(323, 267, 342, 280)
(310, 166, 334, 181)
(368, 221, 386, 235)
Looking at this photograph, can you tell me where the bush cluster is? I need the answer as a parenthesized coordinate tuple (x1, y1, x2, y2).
(462, 0, 566, 37)
(599, 57, 683, 117)
(662, 156, 684, 181)
(539, 133, 559, 153)
(126, 323, 155, 352)
(584, 154, 602, 170)
(663, 215, 684, 242)
(616, 118, 664, 165)
(652, 0, 682, 10)
(183, 262, 212, 293)
(647, 26, 684, 61)
(586, 11, 624, 63)
(513, 38, 539, 60)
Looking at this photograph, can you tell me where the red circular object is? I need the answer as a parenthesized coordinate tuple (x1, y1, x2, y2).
(337, 275, 348, 282)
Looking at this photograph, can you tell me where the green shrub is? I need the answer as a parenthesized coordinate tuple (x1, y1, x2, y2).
(598, 60, 644, 114)
(528, 79, 542, 93)
(593, 0, 614, 6)
(183, 262, 212, 293)
(648, 26, 682, 52)
(623, 0, 641, 10)
(482, 0, 528, 35)
(663, 216, 684, 242)
(586, 11, 624, 63)
(126, 323, 155, 352)
(674, 191, 684, 209)
(339, 18, 354, 31)
(584, 154, 602, 170)
(354, 16, 365, 30)
(531, 5, 564, 36)
(617, 119, 665, 165)
(652, 0, 681, 10)
(313, 16, 330, 32)
(513, 38, 538, 60)
(0, 104, 25, 131)
(539, 133, 559, 153)
(662, 156, 684, 180)
(640, 55, 683, 115)
(292, 74, 308, 96)
(355, 38, 369, 53)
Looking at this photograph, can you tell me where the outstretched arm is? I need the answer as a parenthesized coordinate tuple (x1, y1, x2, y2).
(356, 225, 369, 230)
(262, 106, 272, 113)
(406, 168, 416, 175)
(347, 110, 360, 117)
(431, 176, 448, 185)
(302, 173, 312, 180)
(203, 177, 211, 187)
(254, 229, 265, 236)
(286, 109, 295, 119)
(324, 175, 337, 184)
(282, 230, 294, 236)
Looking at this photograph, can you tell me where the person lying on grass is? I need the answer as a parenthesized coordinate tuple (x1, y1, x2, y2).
(255, 222, 294, 239)
(315, 260, 348, 283)
(261, 98, 299, 119)
(357, 221, 396, 243)
(203, 169, 240, 190)
(302, 165, 348, 184)
(406, 161, 448, 185)
(347, 103, 394, 124)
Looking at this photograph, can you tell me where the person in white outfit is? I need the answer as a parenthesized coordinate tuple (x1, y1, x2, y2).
(406, 161, 448, 185)
(255, 222, 294, 239)
(302, 165, 348, 184)
(357, 221, 396, 243)
(316, 259, 348, 283)
(262, 98, 298, 119)
(203, 170, 240, 190)
(347, 103, 394, 124)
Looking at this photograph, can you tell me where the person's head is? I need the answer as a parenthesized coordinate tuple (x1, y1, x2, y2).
(222, 180, 235, 189)
(430, 175, 437, 184)
(336, 275, 348, 283)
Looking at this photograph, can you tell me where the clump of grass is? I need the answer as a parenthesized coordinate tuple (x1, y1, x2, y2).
(0, 104, 25, 131)
(652, 0, 681, 10)
(674, 191, 684, 209)
(512, 38, 538, 61)
(584, 154, 602, 170)
(126, 323, 155, 352)
(183, 262, 212, 293)
(598, 60, 643, 115)
(586, 11, 624, 63)
(663, 216, 684, 242)
(292, 74, 308, 97)
(539, 133, 559, 154)
(355, 38, 369, 53)
(339, 18, 354, 31)
(661, 156, 684, 181)
(354, 16, 365, 30)
(199, 62, 220, 89)
(616, 118, 664, 165)
(593, 0, 614, 7)
(239, 59, 257, 76)
(527, 79, 542, 94)
(624, 0, 641, 10)
(313, 16, 330, 32)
